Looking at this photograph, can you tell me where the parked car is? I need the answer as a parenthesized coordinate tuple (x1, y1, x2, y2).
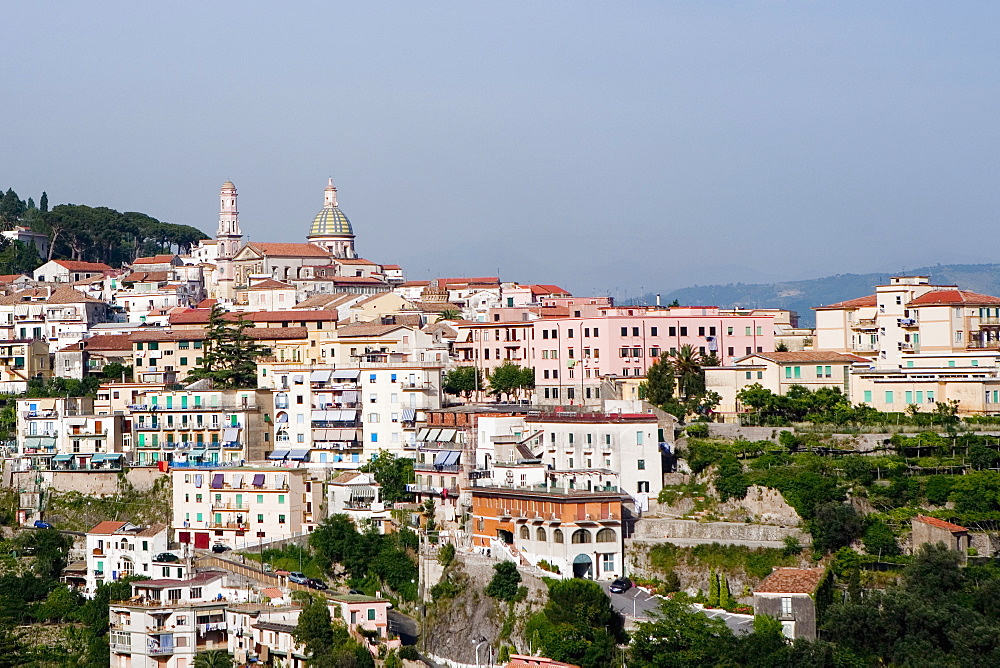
(262, 562, 273, 572)
(212, 544, 231, 553)
(288, 572, 310, 585)
(33, 520, 53, 529)
(609, 577, 633, 594)
(307, 579, 328, 590)
(154, 552, 180, 563)
(348, 589, 363, 595)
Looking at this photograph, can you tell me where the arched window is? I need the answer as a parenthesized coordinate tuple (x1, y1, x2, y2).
(536, 527, 547, 542)
(571, 529, 592, 544)
(520, 525, 529, 540)
(596, 528, 617, 543)
(553, 529, 564, 544)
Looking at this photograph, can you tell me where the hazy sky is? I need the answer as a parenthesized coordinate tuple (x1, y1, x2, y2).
(4, 3, 999, 298)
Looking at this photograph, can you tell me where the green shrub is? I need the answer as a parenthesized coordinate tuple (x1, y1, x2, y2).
(399, 645, 419, 660)
(862, 518, 900, 557)
(485, 562, 522, 601)
(715, 454, 750, 501)
(686, 423, 709, 438)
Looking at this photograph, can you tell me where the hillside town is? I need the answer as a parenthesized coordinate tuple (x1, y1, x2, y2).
(1, 179, 1000, 668)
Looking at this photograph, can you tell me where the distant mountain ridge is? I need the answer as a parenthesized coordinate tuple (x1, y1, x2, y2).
(630, 264, 1000, 327)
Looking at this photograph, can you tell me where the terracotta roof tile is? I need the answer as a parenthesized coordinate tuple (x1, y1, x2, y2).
(739, 351, 868, 364)
(755, 567, 827, 594)
(246, 242, 332, 258)
(82, 334, 135, 351)
(814, 294, 878, 310)
(335, 322, 409, 337)
(248, 279, 296, 290)
(89, 521, 128, 535)
(51, 260, 114, 272)
(914, 515, 967, 532)
(908, 289, 1000, 306)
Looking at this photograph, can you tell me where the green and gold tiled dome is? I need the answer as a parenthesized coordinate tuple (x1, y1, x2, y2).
(308, 205, 353, 237)
(308, 177, 354, 239)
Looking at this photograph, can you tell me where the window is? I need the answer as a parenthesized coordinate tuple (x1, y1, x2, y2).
(257, 494, 264, 504)
(698, 326, 705, 336)
(278, 495, 285, 504)
(885, 391, 894, 404)
(669, 326, 676, 336)
(520, 526, 529, 539)
(780, 597, 793, 618)
(278, 515, 286, 524)
(190, 587, 202, 599)
(756, 326, 763, 336)
(650, 327, 658, 336)
(636, 431, 644, 445)
(602, 553, 615, 572)
(679, 326, 687, 336)
(632, 327, 639, 337)
(597, 528, 616, 542)
(637, 459, 645, 470)
(571, 529, 592, 543)
(621, 327, 628, 336)
(567, 329, 573, 338)
(368, 608, 375, 621)
(554, 529, 563, 543)
(863, 390, 872, 403)
(536, 527, 546, 541)
(168, 589, 181, 601)
(257, 514, 264, 523)
(793, 366, 800, 379)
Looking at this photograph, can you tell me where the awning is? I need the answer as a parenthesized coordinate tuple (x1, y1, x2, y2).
(417, 428, 430, 441)
(312, 429, 329, 441)
(24, 436, 56, 448)
(194, 474, 203, 488)
(340, 390, 359, 403)
(276, 413, 288, 423)
(211, 474, 224, 489)
(443, 450, 461, 466)
(427, 429, 442, 442)
(332, 370, 360, 380)
(310, 370, 332, 383)
(268, 450, 289, 460)
(311, 410, 329, 421)
(288, 449, 309, 461)
(438, 429, 457, 443)
(189, 450, 206, 460)
(293, 374, 304, 383)
(222, 428, 240, 442)
(53, 454, 73, 462)
(401, 408, 416, 421)
(433, 451, 449, 465)
(350, 485, 377, 500)
(252, 473, 265, 486)
(64, 417, 87, 426)
(233, 473, 243, 488)
(335, 409, 355, 421)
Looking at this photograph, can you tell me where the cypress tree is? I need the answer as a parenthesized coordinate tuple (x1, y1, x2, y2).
(707, 569, 720, 607)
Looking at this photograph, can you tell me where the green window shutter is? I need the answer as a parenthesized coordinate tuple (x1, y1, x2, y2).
(905, 391, 913, 404)
(864, 390, 872, 403)
(816, 366, 823, 377)
(794, 367, 801, 379)
(916, 391, 923, 403)
(885, 391, 894, 404)
(825, 366, 832, 377)
(785, 367, 792, 379)
(181, 396, 188, 409)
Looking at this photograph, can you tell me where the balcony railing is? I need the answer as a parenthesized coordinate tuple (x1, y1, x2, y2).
(414, 463, 462, 473)
(211, 502, 250, 511)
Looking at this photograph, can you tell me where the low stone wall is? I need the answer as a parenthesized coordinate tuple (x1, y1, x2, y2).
(631, 518, 809, 545)
(707, 424, 787, 441)
(9, 467, 165, 497)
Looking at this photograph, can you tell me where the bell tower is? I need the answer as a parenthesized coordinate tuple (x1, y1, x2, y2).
(217, 180, 242, 260)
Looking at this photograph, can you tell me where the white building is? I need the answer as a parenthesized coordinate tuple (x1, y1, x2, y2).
(84, 521, 169, 596)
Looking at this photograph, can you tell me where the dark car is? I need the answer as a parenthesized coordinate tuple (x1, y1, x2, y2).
(33, 520, 53, 529)
(212, 544, 231, 553)
(307, 579, 328, 590)
(154, 552, 180, 563)
(609, 577, 632, 594)
(348, 589, 363, 595)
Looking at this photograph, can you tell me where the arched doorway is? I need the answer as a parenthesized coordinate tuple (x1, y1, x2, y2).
(573, 553, 593, 579)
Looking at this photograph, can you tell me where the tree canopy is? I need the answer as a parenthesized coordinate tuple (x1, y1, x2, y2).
(442, 365, 482, 399)
(186, 305, 265, 388)
(359, 450, 414, 504)
(487, 361, 534, 401)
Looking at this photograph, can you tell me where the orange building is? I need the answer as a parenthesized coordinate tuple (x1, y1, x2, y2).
(471, 485, 623, 580)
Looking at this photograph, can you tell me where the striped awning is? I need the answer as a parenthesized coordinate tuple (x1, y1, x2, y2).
(401, 408, 416, 421)
(288, 449, 310, 461)
(268, 450, 289, 460)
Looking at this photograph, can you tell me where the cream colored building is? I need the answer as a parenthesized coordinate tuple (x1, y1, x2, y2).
(706, 351, 867, 421)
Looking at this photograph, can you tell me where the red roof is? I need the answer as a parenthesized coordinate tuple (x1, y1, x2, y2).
(89, 520, 128, 535)
(908, 289, 1000, 306)
(755, 567, 827, 594)
(436, 277, 500, 287)
(914, 515, 967, 533)
(507, 656, 580, 668)
(0, 274, 26, 283)
(169, 309, 336, 325)
(247, 242, 331, 257)
(51, 260, 113, 272)
(529, 284, 571, 296)
(133, 254, 177, 264)
(82, 334, 134, 351)
(381, 264, 402, 270)
(814, 294, 877, 310)
(196, 298, 218, 308)
(335, 258, 378, 265)
(742, 351, 868, 364)
(248, 279, 296, 290)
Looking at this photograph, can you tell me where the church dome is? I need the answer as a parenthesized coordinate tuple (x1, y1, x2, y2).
(221, 180, 236, 190)
(308, 205, 353, 238)
(308, 178, 354, 239)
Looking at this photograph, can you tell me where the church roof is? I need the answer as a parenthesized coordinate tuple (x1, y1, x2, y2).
(308, 205, 354, 238)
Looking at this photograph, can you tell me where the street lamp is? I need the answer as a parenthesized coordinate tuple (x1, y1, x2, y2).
(474, 637, 490, 668)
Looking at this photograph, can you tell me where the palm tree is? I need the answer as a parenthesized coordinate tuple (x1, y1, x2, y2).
(193, 650, 233, 668)
(669, 344, 704, 399)
(436, 308, 462, 322)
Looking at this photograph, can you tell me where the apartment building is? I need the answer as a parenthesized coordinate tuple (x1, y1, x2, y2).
(471, 486, 624, 580)
(33, 259, 113, 283)
(0, 286, 110, 352)
(172, 466, 309, 549)
(16, 396, 126, 471)
(814, 276, 1000, 414)
(109, 572, 230, 668)
(129, 388, 274, 466)
(705, 351, 868, 421)
(85, 521, 169, 596)
(0, 338, 51, 392)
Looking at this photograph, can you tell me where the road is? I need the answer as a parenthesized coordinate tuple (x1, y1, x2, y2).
(601, 582, 754, 635)
(601, 581, 663, 619)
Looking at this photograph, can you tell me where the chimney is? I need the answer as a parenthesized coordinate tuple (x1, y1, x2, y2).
(656, 293, 661, 307)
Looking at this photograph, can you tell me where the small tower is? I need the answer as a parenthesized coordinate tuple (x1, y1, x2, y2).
(307, 178, 356, 258)
(217, 180, 243, 260)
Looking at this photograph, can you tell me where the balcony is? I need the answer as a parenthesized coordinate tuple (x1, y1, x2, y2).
(211, 501, 249, 511)
(979, 316, 1000, 326)
(897, 318, 918, 328)
(148, 645, 175, 655)
(414, 463, 462, 473)
(401, 380, 434, 391)
(208, 521, 248, 530)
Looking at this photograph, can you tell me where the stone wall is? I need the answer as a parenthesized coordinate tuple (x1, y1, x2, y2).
(10, 467, 165, 498)
(631, 518, 809, 546)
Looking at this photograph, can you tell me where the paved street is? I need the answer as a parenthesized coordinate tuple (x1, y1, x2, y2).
(600, 582, 755, 635)
(601, 581, 663, 619)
